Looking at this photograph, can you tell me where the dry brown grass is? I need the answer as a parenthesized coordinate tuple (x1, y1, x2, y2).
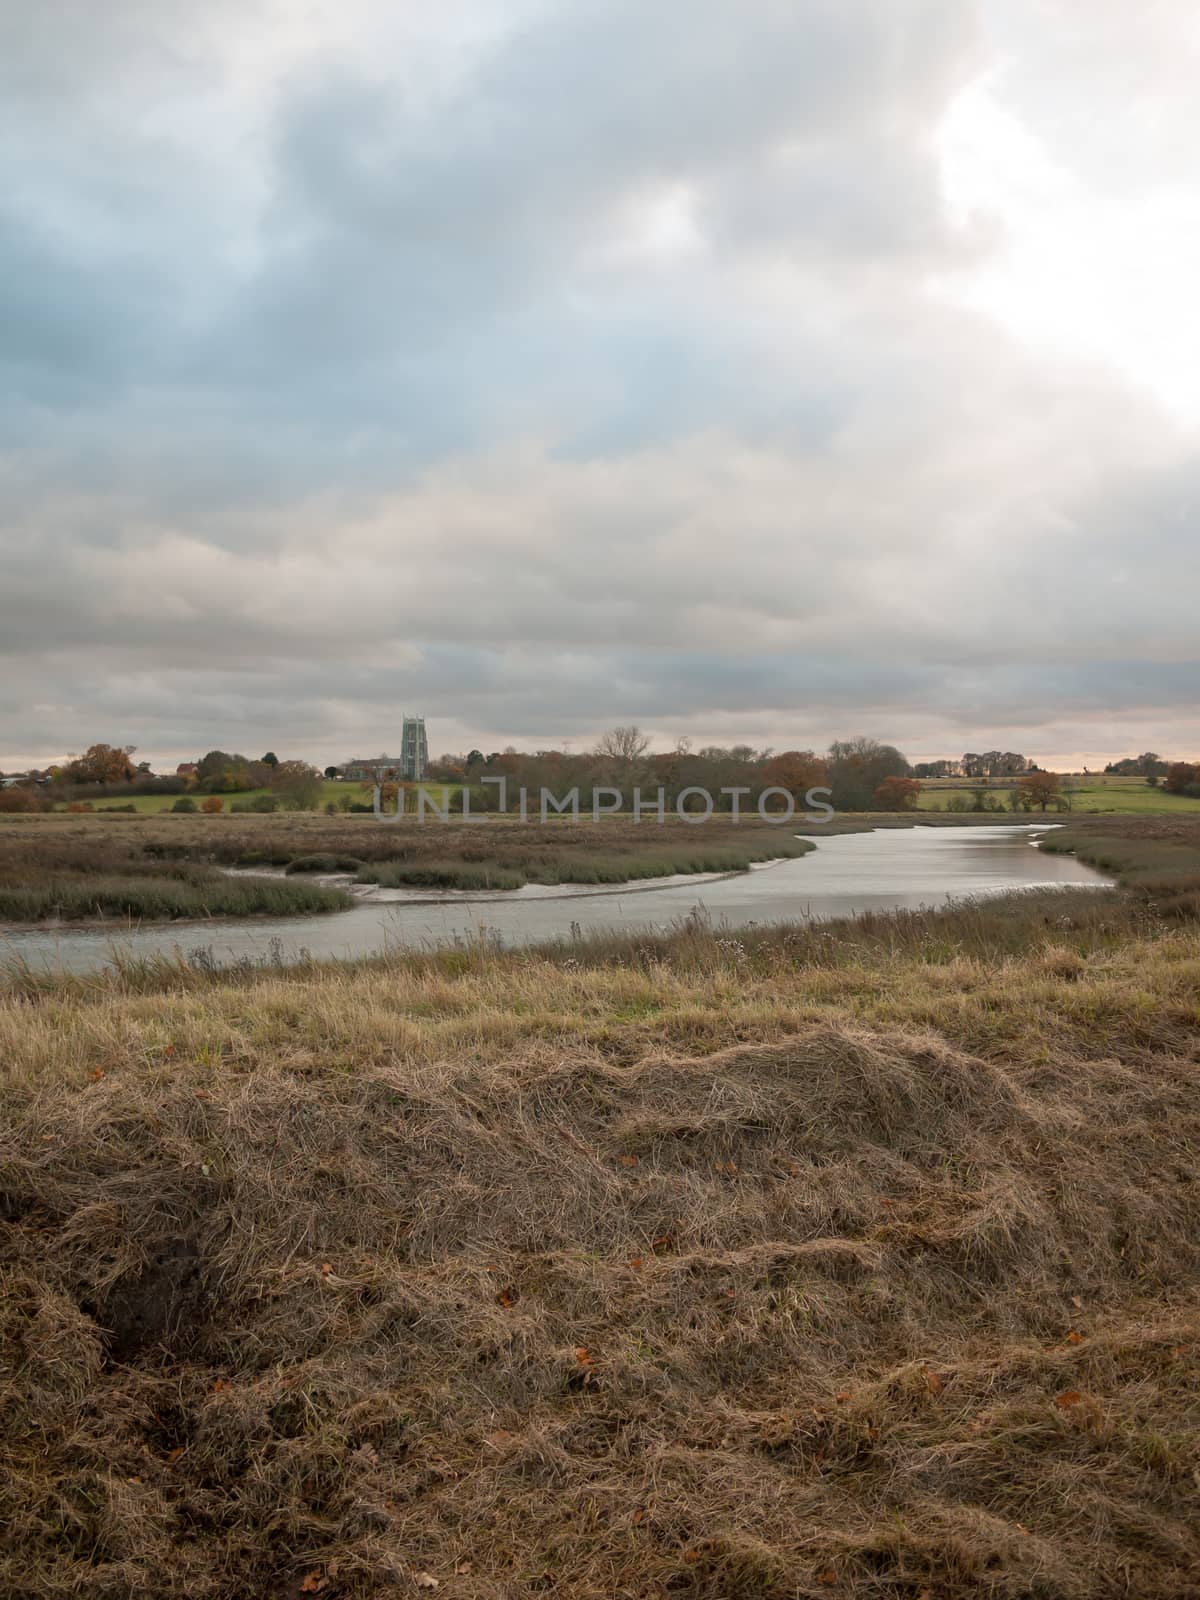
(2, 890, 1199, 1598)
(1041, 814, 1200, 921)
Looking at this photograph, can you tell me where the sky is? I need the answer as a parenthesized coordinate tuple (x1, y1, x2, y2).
(2, 0, 1198, 772)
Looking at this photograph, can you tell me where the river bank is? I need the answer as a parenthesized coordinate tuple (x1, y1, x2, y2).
(2, 884, 1197, 1597)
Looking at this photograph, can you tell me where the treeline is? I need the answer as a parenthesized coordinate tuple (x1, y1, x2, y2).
(911, 752, 1035, 778)
(1164, 763, 1200, 798)
(1104, 752, 1168, 779)
(0, 745, 325, 814)
(422, 734, 920, 813)
(7, 733, 1200, 819)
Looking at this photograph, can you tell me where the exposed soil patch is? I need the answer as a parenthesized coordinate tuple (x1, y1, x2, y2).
(98, 1236, 209, 1363)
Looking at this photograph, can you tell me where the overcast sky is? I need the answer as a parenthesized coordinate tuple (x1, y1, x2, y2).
(3, 0, 1198, 771)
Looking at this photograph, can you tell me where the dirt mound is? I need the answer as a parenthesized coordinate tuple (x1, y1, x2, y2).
(2, 1023, 1198, 1597)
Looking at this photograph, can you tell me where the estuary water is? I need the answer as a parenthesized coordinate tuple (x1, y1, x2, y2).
(1, 823, 1108, 976)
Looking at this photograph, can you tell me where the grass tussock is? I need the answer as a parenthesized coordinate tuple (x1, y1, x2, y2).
(283, 853, 365, 876)
(2, 889, 1199, 1597)
(357, 859, 527, 891)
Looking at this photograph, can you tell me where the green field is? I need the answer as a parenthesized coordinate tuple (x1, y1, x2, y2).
(57, 780, 464, 816)
(918, 773, 1200, 814)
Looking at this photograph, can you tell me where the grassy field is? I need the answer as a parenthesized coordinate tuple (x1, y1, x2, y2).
(918, 773, 1200, 813)
(50, 781, 460, 816)
(34, 774, 1200, 817)
(1, 874, 1198, 1598)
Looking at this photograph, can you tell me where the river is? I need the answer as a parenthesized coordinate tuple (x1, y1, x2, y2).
(1, 823, 1107, 975)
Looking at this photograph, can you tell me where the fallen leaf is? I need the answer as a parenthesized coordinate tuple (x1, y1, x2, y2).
(1054, 1389, 1085, 1409)
(319, 1262, 333, 1277)
(628, 1255, 644, 1270)
(574, 1346, 594, 1366)
(632, 1510, 645, 1525)
(1065, 1330, 1083, 1345)
(299, 1572, 326, 1594)
(88, 1067, 105, 1083)
(210, 1377, 231, 1393)
(1070, 1294, 1083, 1309)
(167, 1447, 185, 1462)
(616, 1154, 639, 1167)
(163, 1044, 177, 1058)
(924, 1369, 943, 1395)
(412, 1572, 440, 1589)
(496, 1287, 516, 1307)
(834, 1390, 851, 1404)
(817, 1570, 837, 1585)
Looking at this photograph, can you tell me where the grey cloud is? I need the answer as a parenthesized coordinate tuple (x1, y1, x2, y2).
(0, 0, 1197, 771)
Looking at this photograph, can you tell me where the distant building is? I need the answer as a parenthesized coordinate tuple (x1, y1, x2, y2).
(400, 716, 428, 782)
(176, 762, 198, 777)
(343, 718, 428, 784)
(342, 755, 403, 783)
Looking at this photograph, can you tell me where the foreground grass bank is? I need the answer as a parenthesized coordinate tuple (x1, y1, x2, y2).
(2, 887, 1198, 1598)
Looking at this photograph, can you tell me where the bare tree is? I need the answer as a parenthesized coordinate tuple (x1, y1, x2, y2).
(595, 725, 650, 765)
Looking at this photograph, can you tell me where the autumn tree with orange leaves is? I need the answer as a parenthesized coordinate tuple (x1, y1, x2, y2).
(761, 750, 827, 797)
(62, 743, 137, 786)
(874, 775, 922, 811)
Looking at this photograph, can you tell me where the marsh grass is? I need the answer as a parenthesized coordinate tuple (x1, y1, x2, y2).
(356, 838, 812, 892)
(359, 859, 528, 890)
(1, 885, 1199, 1595)
(0, 815, 814, 920)
(283, 852, 365, 875)
(1040, 814, 1200, 918)
(0, 871, 352, 921)
(0, 840, 352, 921)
